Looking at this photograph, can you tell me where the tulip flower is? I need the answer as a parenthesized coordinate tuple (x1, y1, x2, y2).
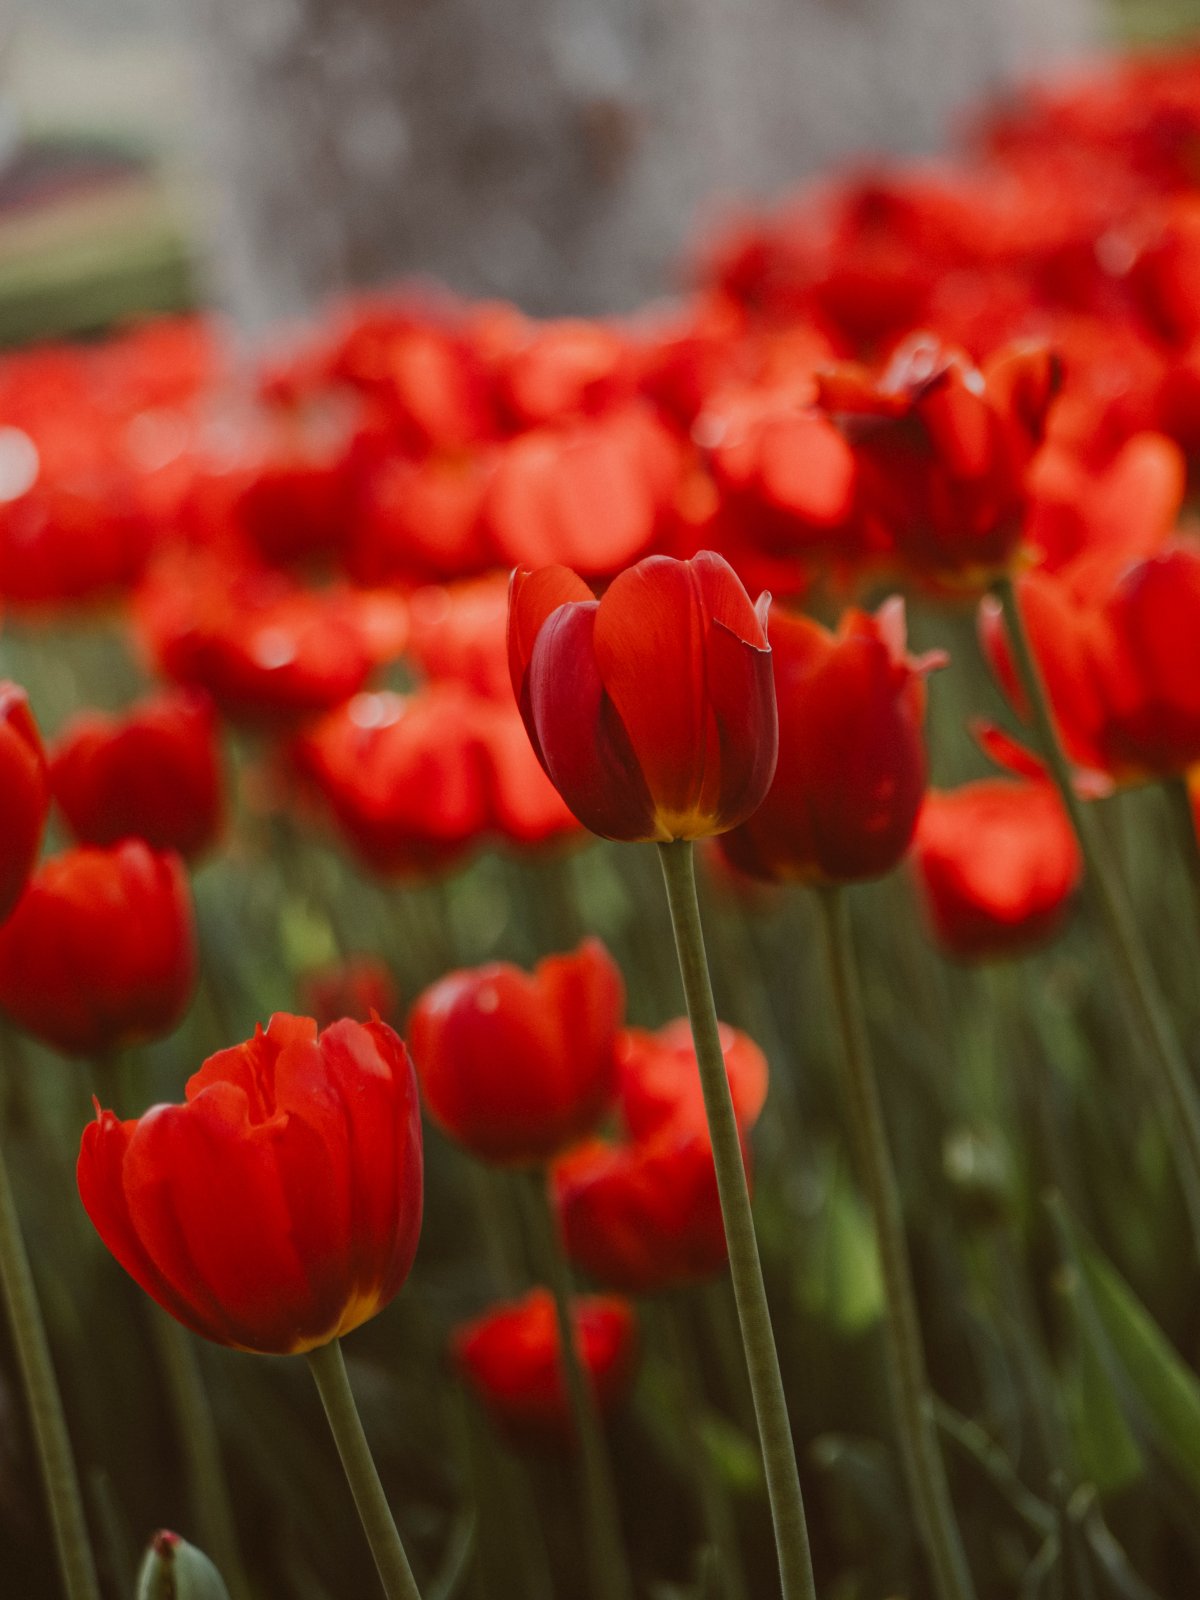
(0, 683, 49, 923)
(49, 689, 223, 859)
(816, 334, 1060, 586)
(718, 598, 941, 886)
(912, 780, 1081, 960)
(408, 940, 622, 1165)
(0, 842, 196, 1057)
(78, 1013, 423, 1354)
(453, 1289, 637, 1442)
(298, 954, 399, 1028)
(554, 1020, 767, 1293)
(293, 684, 578, 877)
(982, 541, 1200, 788)
(508, 550, 777, 842)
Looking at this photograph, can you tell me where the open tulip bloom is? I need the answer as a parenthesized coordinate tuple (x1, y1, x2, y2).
(79, 1013, 427, 1600)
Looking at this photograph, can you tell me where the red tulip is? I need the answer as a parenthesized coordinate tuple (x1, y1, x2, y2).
(406, 574, 511, 701)
(408, 940, 623, 1165)
(508, 551, 777, 842)
(912, 780, 1081, 961)
(293, 684, 578, 877)
(718, 599, 940, 886)
(49, 689, 223, 859)
(453, 1289, 636, 1441)
(816, 335, 1060, 586)
(0, 683, 49, 923)
(553, 1020, 766, 1293)
(0, 842, 196, 1057)
(981, 541, 1200, 787)
(298, 955, 399, 1029)
(78, 1013, 423, 1354)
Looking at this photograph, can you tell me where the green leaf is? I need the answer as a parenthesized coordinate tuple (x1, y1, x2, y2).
(1051, 1195, 1200, 1498)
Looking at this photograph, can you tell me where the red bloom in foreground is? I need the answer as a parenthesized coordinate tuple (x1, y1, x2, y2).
(50, 689, 223, 859)
(78, 1014, 423, 1354)
(453, 1289, 636, 1442)
(817, 335, 1060, 586)
(718, 599, 940, 886)
(981, 543, 1200, 788)
(554, 1020, 766, 1292)
(0, 842, 195, 1057)
(0, 683, 49, 923)
(912, 780, 1081, 961)
(508, 551, 777, 842)
(408, 940, 623, 1165)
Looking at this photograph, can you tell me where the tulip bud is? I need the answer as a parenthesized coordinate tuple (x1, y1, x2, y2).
(136, 1531, 232, 1600)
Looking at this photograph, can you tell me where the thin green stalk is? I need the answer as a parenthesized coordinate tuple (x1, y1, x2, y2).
(306, 1338, 422, 1600)
(0, 1132, 101, 1600)
(664, 1298, 750, 1600)
(993, 575, 1200, 1245)
(657, 840, 817, 1600)
(518, 1171, 633, 1600)
(1164, 775, 1200, 951)
(149, 1315, 253, 1600)
(817, 886, 976, 1600)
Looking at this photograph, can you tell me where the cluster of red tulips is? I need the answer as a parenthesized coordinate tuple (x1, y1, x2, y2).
(3, 43, 1200, 1600)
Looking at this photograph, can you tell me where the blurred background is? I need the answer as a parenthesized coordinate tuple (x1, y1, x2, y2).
(2, 0, 1181, 344)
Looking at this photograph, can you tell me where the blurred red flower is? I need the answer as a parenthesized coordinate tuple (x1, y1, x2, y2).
(78, 1013, 423, 1353)
(912, 780, 1081, 961)
(453, 1288, 636, 1442)
(553, 1020, 766, 1292)
(718, 599, 940, 886)
(298, 955, 399, 1029)
(0, 841, 196, 1057)
(508, 551, 777, 842)
(408, 940, 623, 1165)
(0, 683, 49, 923)
(293, 684, 578, 876)
(816, 335, 1060, 586)
(50, 689, 223, 859)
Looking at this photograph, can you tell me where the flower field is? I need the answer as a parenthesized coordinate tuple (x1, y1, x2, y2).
(3, 43, 1200, 1600)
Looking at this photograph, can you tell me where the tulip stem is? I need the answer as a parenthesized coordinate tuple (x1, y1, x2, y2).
(993, 575, 1200, 1244)
(0, 1128, 101, 1600)
(306, 1338, 423, 1600)
(657, 839, 817, 1600)
(816, 885, 976, 1600)
(1164, 775, 1200, 950)
(519, 1171, 634, 1600)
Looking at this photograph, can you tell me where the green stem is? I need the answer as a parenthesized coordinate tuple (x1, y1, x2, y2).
(665, 1298, 750, 1600)
(0, 1132, 101, 1600)
(817, 886, 976, 1600)
(657, 840, 817, 1600)
(993, 575, 1200, 1245)
(1164, 775, 1200, 950)
(306, 1339, 423, 1600)
(518, 1171, 633, 1600)
(149, 1315, 253, 1600)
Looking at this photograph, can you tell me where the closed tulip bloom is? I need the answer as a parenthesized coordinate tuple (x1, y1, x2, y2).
(293, 684, 577, 877)
(912, 780, 1082, 961)
(508, 550, 777, 842)
(0, 683, 49, 923)
(554, 1019, 766, 1292)
(0, 842, 195, 1057)
(78, 1013, 423, 1354)
(298, 955, 399, 1029)
(453, 1289, 636, 1441)
(50, 689, 223, 859)
(816, 335, 1060, 586)
(408, 940, 623, 1165)
(718, 599, 940, 886)
(982, 542, 1200, 788)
